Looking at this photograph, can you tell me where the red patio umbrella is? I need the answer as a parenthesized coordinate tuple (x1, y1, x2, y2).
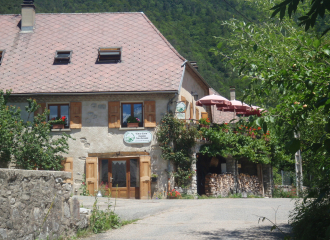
(217, 100, 251, 113)
(244, 106, 265, 116)
(196, 94, 231, 108)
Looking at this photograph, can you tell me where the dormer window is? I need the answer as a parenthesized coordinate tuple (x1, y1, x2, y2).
(54, 50, 72, 64)
(98, 47, 121, 63)
(0, 50, 5, 65)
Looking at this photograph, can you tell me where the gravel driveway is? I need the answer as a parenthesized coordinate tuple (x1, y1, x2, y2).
(77, 196, 296, 240)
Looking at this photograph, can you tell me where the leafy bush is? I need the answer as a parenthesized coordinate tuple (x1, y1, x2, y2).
(0, 91, 71, 170)
(290, 197, 330, 240)
(90, 196, 121, 234)
(79, 174, 90, 196)
(273, 187, 297, 198)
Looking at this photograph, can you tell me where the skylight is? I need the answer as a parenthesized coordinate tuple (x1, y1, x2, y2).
(54, 50, 72, 64)
(0, 50, 5, 65)
(98, 47, 121, 63)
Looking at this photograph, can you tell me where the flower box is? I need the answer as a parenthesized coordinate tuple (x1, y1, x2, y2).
(52, 124, 64, 129)
(200, 124, 210, 129)
(168, 196, 179, 199)
(127, 123, 139, 128)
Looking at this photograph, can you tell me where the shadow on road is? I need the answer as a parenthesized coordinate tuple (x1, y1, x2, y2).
(190, 224, 292, 239)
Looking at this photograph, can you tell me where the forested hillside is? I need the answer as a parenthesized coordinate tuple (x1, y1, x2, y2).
(0, 0, 262, 99)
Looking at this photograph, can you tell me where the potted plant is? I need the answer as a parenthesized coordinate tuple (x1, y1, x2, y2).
(167, 189, 181, 199)
(127, 116, 140, 127)
(151, 173, 158, 182)
(49, 116, 66, 129)
(199, 117, 211, 128)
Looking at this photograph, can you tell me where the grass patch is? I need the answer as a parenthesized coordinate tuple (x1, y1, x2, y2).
(247, 194, 263, 198)
(121, 219, 139, 226)
(228, 193, 242, 198)
(180, 193, 195, 199)
(72, 189, 138, 239)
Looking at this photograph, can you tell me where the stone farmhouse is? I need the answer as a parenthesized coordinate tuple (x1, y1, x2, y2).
(0, 1, 212, 199)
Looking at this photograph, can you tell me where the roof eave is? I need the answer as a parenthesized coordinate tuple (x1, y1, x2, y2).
(9, 90, 178, 96)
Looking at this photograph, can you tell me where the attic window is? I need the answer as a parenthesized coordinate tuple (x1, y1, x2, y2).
(98, 47, 121, 63)
(0, 50, 5, 65)
(54, 50, 72, 64)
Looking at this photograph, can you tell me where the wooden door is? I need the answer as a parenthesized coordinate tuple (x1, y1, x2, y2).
(86, 157, 98, 196)
(109, 159, 129, 198)
(139, 156, 151, 199)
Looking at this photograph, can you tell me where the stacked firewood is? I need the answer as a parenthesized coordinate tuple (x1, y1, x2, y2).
(205, 173, 262, 197)
(237, 173, 261, 194)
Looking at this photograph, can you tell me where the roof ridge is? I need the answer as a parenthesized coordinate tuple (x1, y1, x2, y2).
(140, 13, 186, 62)
(0, 12, 143, 16)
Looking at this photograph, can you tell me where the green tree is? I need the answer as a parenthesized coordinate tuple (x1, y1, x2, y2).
(271, 0, 330, 33)
(0, 91, 71, 170)
(212, 0, 330, 237)
(0, 90, 23, 167)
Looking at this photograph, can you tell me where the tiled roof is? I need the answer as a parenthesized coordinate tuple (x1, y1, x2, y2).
(209, 88, 238, 124)
(0, 12, 186, 94)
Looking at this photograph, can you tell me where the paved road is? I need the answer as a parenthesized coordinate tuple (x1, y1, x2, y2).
(77, 196, 296, 240)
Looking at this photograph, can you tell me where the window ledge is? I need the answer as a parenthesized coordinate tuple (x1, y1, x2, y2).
(51, 129, 72, 132)
(119, 127, 145, 131)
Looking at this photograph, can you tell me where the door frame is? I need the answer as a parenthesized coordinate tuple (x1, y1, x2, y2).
(98, 157, 140, 199)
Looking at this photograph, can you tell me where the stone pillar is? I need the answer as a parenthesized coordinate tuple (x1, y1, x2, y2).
(262, 164, 273, 197)
(190, 152, 197, 195)
(226, 155, 238, 194)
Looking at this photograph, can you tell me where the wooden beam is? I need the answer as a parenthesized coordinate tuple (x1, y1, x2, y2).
(88, 152, 150, 158)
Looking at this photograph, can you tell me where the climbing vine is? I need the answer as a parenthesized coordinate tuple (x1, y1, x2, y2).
(157, 114, 291, 187)
(156, 114, 201, 187)
(200, 119, 292, 166)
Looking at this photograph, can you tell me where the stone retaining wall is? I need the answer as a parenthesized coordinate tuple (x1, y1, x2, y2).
(0, 169, 88, 240)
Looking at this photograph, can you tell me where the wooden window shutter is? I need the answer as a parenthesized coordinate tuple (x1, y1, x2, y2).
(201, 112, 208, 119)
(34, 103, 46, 117)
(86, 157, 98, 196)
(196, 108, 200, 120)
(139, 155, 151, 200)
(190, 102, 193, 119)
(108, 102, 120, 128)
(144, 101, 156, 127)
(70, 102, 82, 129)
(61, 157, 73, 184)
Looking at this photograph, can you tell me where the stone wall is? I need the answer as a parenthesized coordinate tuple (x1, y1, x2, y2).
(0, 169, 88, 240)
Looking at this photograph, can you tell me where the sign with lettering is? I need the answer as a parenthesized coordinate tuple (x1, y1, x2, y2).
(124, 131, 153, 144)
(176, 102, 186, 113)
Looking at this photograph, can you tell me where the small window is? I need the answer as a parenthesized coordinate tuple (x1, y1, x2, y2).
(48, 104, 70, 128)
(0, 50, 5, 65)
(121, 103, 143, 127)
(54, 50, 72, 64)
(98, 47, 121, 63)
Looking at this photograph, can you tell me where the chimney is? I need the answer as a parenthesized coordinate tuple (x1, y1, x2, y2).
(21, 0, 35, 32)
(230, 86, 235, 100)
(190, 61, 198, 71)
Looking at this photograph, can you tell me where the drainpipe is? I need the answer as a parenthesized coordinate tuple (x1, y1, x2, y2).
(167, 93, 178, 113)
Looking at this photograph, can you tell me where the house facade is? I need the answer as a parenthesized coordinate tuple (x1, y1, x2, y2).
(0, 2, 211, 199)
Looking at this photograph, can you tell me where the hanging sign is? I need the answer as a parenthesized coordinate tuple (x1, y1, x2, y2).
(176, 102, 186, 112)
(124, 131, 153, 144)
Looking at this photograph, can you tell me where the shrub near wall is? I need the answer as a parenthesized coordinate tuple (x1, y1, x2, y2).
(0, 169, 88, 240)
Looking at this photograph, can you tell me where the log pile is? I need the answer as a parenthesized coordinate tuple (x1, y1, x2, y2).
(205, 173, 262, 197)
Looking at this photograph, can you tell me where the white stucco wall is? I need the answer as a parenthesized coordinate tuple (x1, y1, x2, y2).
(179, 67, 209, 120)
